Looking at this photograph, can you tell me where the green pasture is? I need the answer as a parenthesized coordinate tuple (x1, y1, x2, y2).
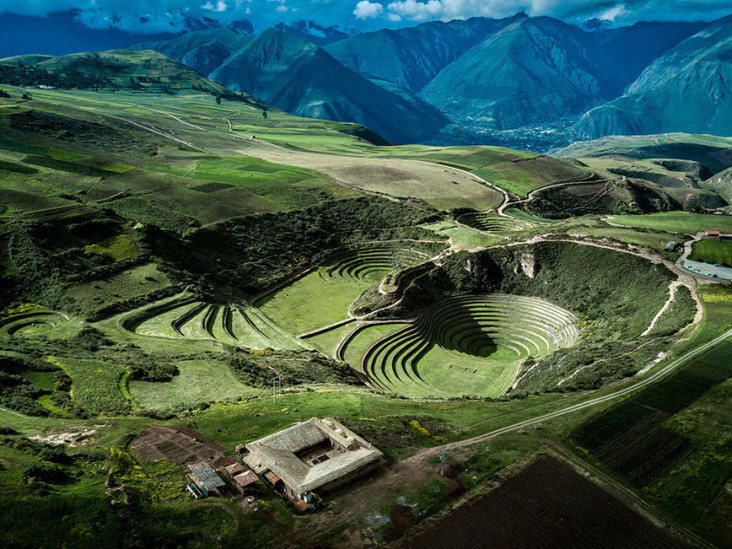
(567, 226, 683, 255)
(257, 268, 377, 334)
(305, 322, 358, 357)
(192, 386, 594, 449)
(690, 238, 732, 266)
(129, 359, 261, 411)
(84, 234, 140, 259)
(421, 219, 503, 249)
(608, 212, 732, 235)
(47, 357, 129, 414)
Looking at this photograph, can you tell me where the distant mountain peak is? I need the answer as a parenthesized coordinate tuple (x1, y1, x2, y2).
(273, 20, 359, 46)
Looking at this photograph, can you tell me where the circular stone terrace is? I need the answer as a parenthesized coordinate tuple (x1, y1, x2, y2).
(360, 294, 578, 399)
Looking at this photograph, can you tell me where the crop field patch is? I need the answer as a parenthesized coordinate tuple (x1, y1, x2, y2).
(48, 357, 129, 414)
(191, 182, 234, 193)
(397, 455, 691, 549)
(129, 359, 260, 411)
(690, 238, 732, 267)
(572, 342, 732, 486)
(131, 425, 225, 466)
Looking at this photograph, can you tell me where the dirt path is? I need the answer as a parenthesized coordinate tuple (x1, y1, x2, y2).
(497, 172, 599, 217)
(108, 115, 209, 153)
(641, 280, 682, 337)
(0, 406, 33, 419)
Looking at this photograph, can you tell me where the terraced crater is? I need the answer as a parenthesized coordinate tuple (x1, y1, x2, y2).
(360, 294, 578, 398)
(320, 245, 431, 282)
(0, 310, 71, 337)
(459, 213, 534, 232)
(122, 297, 306, 351)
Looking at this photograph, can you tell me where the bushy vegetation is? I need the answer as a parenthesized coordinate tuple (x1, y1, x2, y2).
(101, 198, 199, 235)
(228, 350, 360, 388)
(149, 196, 437, 302)
(650, 286, 697, 336)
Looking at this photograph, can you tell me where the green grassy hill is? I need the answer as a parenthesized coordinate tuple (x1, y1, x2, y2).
(0, 49, 257, 99)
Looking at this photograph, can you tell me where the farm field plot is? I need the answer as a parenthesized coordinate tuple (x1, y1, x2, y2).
(609, 212, 732, 234)
(243, 142, 504, 211)
(572, 342, 732, 487)
(656, 377, 732, 547)
(129, 359, 261, 411)
(397, 455, 691, 549)
(690, 238, 732, 267)
(47, 357, 129, 414)
(123, 296, 305, 351)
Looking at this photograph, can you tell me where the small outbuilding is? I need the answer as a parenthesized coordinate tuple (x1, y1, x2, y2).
(232, 470, 260, 495)
(243, 417, 383, 502)
(188, 462, 226, 496)
(224, 463, 244, 477)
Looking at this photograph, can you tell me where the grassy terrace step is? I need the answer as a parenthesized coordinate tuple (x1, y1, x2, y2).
(322, 245, 430, 281)
(0, 311, 71, 337)
(123, 298, 305, 351)
(460, 213, 534, 232)
(360, 294, 577, 398)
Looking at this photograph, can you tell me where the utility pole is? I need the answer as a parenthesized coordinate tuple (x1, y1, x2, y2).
(272, 376, 282, 404)
(440, 447, 446, 477)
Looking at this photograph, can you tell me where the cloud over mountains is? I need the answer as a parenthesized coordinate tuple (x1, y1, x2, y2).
(0, 0, 730, 34)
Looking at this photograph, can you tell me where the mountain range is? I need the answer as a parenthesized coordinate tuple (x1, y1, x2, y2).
(2, 10, 731, 149)
(130, 12, 727, 148)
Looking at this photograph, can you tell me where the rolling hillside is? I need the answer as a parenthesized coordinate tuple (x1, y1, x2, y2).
(0, 49, 234, 96)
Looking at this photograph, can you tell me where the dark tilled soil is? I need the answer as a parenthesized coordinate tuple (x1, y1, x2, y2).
(131, 425, 225, 466)
(395, 455, 692, 549)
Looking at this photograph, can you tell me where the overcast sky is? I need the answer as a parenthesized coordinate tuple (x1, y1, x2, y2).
(1, 0, 731, 33)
